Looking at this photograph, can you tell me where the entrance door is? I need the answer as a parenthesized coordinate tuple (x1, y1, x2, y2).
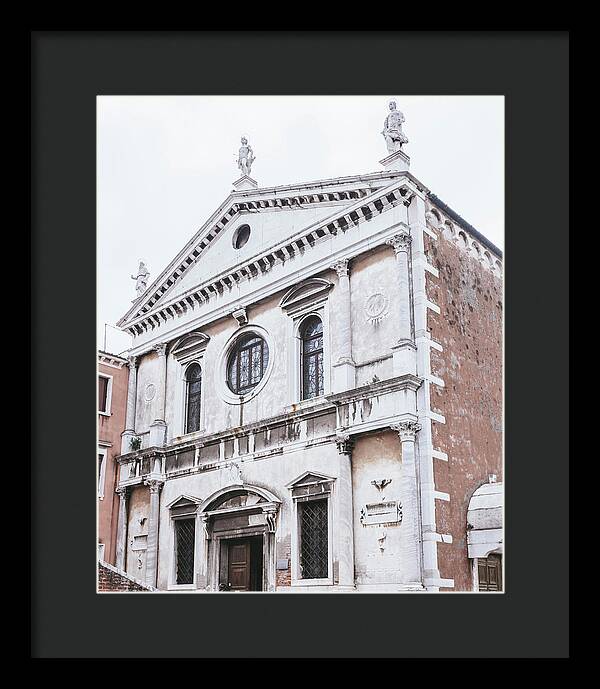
(225, 536, 263, 591)
(228, 540, 251, 591)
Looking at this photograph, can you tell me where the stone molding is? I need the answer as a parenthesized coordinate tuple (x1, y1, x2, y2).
(120, 177, 422, 339)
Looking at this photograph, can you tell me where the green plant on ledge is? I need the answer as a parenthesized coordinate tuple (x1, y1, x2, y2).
(129, 436, 142, 452)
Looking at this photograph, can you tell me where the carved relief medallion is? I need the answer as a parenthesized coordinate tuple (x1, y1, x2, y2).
(144, 383, 156, 402)
(365, 292, 390, 324)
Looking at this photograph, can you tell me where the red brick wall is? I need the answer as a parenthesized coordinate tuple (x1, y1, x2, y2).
(98, 562, 153, 592)
(425, 231, 503, 591)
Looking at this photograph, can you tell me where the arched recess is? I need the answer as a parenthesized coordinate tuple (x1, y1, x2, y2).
(198, 484, 281, 592)
(467, 481, 504, 591)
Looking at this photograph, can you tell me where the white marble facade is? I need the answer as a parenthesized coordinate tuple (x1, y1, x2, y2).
(113, 157, 500, 593)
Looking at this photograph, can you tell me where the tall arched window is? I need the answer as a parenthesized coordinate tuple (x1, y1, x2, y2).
(185, 363, 202, 433)
(301, 316, 324, 400)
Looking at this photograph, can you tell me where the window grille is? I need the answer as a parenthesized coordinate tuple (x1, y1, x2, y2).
(227, 334, 269, 394)
(299, 498, 328, 579)
(301, 317, 324, 399)
(185, 363, 202, 433)
(175, 519, 196, 585)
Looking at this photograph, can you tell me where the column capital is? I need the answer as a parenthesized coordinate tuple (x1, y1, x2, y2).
(127, 355, 138, 371)
(335, 433, 354, 456)
(387, 232, 412, 254)
(153, 342, 168, 357)
(391, 420, 421, 442)
(330, 258, 350, 278)
(116, 486, 129, 500)
(144, 478, 164, 494)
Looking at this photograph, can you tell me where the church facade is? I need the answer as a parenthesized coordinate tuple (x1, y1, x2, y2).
(109, 108, 503, 593)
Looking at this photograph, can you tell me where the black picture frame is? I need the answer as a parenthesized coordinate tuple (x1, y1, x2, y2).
(30, 30, 570, 659)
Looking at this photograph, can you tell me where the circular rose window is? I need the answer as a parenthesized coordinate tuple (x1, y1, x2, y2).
(227, 333, 269, 394)
(232, 224, 251, 250)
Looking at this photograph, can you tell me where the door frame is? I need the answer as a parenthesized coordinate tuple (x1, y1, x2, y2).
(208, 526, 275, 592)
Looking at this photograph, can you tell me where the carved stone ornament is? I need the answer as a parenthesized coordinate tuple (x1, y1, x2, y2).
(144, 383, 156, 402)
(392, 420, 422, 442)
(335, 433, 354, 456)
(145, 479, 164, 494)
(365, 292, 390, 324)
(371, 478, 392, 501)
(127, 355, 138, 371)
(153, 342, 168, 357)
(330, 258, 349, 278)
(386, 232, 412, 254)
(263, 506, 278, 533)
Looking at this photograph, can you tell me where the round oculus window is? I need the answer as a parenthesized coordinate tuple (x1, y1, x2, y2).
(232, 224, 251, 250)
(226, 333, 269, 394)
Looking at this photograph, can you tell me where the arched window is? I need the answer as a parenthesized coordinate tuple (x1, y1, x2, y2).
(301, 316, 324, 400)
(227, 333, 269, 394)
(185, 363, 202, 433)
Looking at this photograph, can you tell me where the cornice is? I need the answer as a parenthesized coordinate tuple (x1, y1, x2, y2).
(120, 177, 420, 341)
(325, 374, 423, 405)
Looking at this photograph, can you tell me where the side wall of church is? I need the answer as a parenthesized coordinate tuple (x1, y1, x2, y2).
(424, 227, 503, 591)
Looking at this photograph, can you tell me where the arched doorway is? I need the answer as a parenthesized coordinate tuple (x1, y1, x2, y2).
(199, 485, 280, 592)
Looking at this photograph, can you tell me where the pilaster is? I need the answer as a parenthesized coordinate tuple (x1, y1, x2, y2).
(391, 421, 422, 585)
(334, 434, 355, 588)
(330, 259, 356, 392)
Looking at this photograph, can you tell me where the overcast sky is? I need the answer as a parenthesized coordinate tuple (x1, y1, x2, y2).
(98, 95, 504, 355)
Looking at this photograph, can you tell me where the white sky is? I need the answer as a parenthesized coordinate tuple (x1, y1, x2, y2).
(98, 95, 504, 355)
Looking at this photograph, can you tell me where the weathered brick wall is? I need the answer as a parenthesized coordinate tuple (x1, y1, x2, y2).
(98, 562, 155, 592)
(424, 231, 503, 591)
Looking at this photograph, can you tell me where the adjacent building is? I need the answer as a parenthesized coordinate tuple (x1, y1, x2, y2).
(106, 105, 503, 592)
(98, 351, 129, 565)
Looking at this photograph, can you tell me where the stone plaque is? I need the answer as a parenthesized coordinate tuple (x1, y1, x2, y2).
(131, 535, 148, 551)
(360, 500, 402, 527)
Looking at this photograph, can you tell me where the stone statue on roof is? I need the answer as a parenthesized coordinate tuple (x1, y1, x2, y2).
(382, 100, 409, 154)
(131, 261, 150, 298)
(237, 137, 255, 177)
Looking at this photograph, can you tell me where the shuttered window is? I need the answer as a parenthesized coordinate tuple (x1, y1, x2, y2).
(477, 554, 502, 591)
(98, 376, 109, 413)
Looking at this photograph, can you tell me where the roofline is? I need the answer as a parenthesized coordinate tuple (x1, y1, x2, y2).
(427, 193, 503, 258)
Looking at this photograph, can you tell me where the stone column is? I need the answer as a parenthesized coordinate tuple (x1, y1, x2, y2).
(197, 513, 210, 590)
(149, 343, 168, 447)
(391, 421, 422, 585)
(115, 487, 129, 570)
(387, 232, 417, 375)
(330, 259, 356, 392)
(120, 356, 138, 454)
(144, 479, 164, 588)
(335, 434, 355, 589)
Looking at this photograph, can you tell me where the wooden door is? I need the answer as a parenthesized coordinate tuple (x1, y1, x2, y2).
(228, 540, 251, 591)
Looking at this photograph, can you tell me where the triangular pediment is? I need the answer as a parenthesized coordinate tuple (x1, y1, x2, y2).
(117, 172, 405, 328)
(286, 471, 335, 489)
(166, 494, 203, 510)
